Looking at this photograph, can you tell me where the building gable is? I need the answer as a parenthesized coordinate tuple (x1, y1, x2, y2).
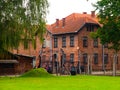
(47, 12, 100, 35)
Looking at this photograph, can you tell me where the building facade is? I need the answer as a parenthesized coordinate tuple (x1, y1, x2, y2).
(10, 11, 120, 74)
(12, 36, 42, 68)
(41, 11, 120, 74)
(0, 50, 34, 75)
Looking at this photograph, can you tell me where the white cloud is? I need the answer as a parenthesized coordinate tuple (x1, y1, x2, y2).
(47, 0, 97, 24)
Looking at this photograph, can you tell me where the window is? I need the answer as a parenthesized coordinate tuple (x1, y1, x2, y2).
(94, 53, 98, 64)
(70, 35, 74, 47)
(62, 36, 66, 47)
(61, 54, 66, 66)
(104, 54, 108, 64)
(63, 54, 66, 63)
(42, 39, 46, 48)
(116, 56, 118, 64)
(64, 54, 66, 62)
(70, 53, 74, 63)
(83, 53, 88, 64)
(86, 24, 94, 32)
(93, 39, 98, 48)
(54, 54, 57, 60)
(54, 36, 58, 48)
(87, 25, 89, 31)
(104, 43, 108, 48)
(83, 36, 88, 47)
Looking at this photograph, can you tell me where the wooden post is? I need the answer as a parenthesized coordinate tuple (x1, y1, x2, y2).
(113, 52, 117, 76)
(78, 50, 81, 74)
(102, 45, 105, 75)
(90, 55, 92, 74)
(88, 55, 90, 74)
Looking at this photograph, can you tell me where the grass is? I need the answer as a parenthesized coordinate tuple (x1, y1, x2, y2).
(0, 68, 120, 90)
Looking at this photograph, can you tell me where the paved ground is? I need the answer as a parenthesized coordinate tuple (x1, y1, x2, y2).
(92, 70, 120, 76)
(1, 71, 120, 77)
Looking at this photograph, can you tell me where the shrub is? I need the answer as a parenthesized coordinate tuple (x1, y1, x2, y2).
(20, 68, 53, 78)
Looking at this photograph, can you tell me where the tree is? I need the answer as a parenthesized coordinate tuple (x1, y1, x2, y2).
(0, 0, 49, 52)
(92, 0, 120, 76)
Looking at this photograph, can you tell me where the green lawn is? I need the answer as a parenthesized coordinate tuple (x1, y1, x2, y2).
(0, 68, 120, 90)
(0, 75, 120, 90)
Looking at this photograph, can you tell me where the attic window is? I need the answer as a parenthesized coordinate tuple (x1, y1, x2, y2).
(86, 24, 94, 32)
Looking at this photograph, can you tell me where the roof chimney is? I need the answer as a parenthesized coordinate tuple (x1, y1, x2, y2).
(62, 18, 66, 27)
(56, 19, 59, 27)
(83, 12, 87, 14)
(91, 11, 95, 18)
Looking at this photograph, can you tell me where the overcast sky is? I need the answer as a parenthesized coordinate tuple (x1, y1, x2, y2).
(46, 0, 97, 24)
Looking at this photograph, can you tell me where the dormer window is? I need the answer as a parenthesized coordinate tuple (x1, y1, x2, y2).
(86, 24, 94, 32)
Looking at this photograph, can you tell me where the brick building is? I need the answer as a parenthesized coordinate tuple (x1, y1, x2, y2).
(41, 11, 120, 74)
(11, 11, 120, 74)
(12, 36, 42, 68)
(0, 50, 34, 75)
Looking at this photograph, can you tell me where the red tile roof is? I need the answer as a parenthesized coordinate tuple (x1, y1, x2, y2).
(47, 13, 100, 35)
(46, 24, 52, 33)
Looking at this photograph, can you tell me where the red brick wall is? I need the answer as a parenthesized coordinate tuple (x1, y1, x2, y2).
(12, 36, 42, 67)
(11, 26, 120, 72)
(15, 56, 33, 74)
(78, 25, 103, 71)
(42, 24, 120, 72)
(77, 25, 120, 71)
(52, 34, 79, 62)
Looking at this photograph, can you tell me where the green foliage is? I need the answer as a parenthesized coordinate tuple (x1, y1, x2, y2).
(90, 32, 98, 39)
(93, 0, 120, 52)
(20, 68, 53, 78)
(0, 0, 49, 52)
